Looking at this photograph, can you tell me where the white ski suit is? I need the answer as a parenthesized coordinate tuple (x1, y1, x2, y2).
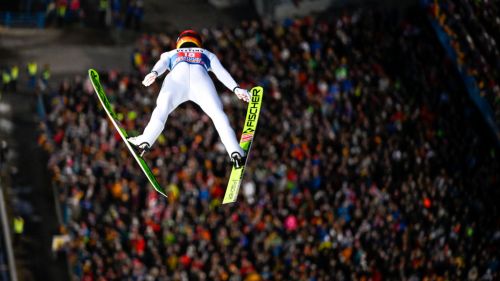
(136, 47, 244, 157)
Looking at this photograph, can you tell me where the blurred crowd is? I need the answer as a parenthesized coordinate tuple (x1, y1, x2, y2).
(39, 7, 500, 281)
(44, 0, 144, 29)
(427, 0, 500, 128)
(44, 0, 84, 27)
(1, 62, 51, 95)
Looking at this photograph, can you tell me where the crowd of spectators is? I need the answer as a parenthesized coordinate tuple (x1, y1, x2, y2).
(1, 62, 51, 95)
(427, 0, 500, 129)
(44, 0, 84, 27)
(39, 6, 500, 281)
(43, 0, 144, 29)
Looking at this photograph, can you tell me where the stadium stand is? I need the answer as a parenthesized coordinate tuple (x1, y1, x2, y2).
(427, 0, 500, 129)
(38, 7, 500, 281)
(0, 0, 143, 29)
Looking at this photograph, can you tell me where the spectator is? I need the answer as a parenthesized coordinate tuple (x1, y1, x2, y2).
(98, 0, 109, 28)
(68, 0, 83, 25)
(56, 0, 68, 27)
(1, 67, 11, 93)
(13, 215, 24, 246)
(27, 61, 38, 90)
(125, 0, 144, 30)
(10, 65, 19, 92)
(41, 64, 51, 87)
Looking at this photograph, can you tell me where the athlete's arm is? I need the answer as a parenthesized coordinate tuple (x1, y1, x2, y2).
(143, 51, 172, 87)
(152, 51, 172, 76)
(209, 52, 250, 102)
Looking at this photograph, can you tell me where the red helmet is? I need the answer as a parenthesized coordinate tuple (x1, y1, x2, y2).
(176, 29, 202, 49)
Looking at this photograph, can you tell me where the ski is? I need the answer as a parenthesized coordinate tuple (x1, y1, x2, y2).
(222, 86, 263, 204)
(88, 69, 167, 197)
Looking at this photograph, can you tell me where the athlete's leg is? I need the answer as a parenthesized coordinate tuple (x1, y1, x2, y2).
(133, 77, 187, 146)
(190, 74, 243, 157)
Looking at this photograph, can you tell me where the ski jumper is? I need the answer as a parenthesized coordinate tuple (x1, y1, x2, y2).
(137, 47, 244, 157)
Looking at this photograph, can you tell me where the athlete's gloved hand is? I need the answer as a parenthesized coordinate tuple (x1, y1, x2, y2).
(142, 72, 157, 87)
(234, 87, 250, 102)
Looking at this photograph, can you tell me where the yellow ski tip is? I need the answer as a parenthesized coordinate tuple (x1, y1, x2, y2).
(222, 179, 241, 204)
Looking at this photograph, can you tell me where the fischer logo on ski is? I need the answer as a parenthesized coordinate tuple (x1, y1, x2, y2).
(222, 86, 263, 204)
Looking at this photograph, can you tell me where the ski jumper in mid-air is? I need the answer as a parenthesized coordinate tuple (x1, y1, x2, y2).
(128, 30, 250, 168)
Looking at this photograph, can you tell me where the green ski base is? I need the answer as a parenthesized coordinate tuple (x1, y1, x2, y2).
(222, 86, 263, 204)
(88, 69, 167, 197)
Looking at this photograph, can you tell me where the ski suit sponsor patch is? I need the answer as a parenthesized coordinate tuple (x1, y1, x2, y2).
(170, 51, 211, 70)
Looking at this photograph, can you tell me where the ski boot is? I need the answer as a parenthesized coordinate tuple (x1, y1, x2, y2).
(230, 152, 246, 169)
(128, 136, 151, 157)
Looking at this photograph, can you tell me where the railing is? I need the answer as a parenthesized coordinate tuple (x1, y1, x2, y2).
(0, 186, 17, 281)
(254, 0, 334, 19)
(208, 0, 247, 8)
(422, 1, 500, 147)
(0, 12, 45, 28)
